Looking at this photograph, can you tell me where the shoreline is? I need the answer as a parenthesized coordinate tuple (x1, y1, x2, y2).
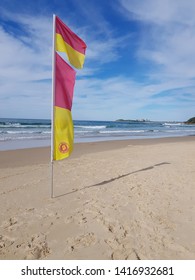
(0, 136, 194, 168)
(0, 135, 195, 259)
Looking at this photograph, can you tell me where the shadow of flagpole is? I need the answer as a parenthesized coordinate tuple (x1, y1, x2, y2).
(53, 162, 170, 199)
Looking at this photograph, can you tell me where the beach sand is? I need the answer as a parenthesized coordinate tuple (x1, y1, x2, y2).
(0, 136, 195, 260)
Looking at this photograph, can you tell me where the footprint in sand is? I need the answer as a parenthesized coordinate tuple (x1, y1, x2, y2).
(0, 235, 15, 256)
(66, 232, 96, 252)
(24, 234, 51, 260)
(111, 248, 142, 260)
(2, 217, 19, 232)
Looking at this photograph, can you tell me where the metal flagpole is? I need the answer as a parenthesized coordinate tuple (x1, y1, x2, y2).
(51, 14, 56, 198)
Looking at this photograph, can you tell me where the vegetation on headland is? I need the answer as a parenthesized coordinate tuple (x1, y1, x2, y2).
(185, 117, 195, 124)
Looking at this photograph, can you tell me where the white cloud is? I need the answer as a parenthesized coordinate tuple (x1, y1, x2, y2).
(119, 0, 195, 25)
(0, 14, 53, 118)
(72, 74, 195, 121)
(119, 0, 195, 79)
(116, 0, 195, 121)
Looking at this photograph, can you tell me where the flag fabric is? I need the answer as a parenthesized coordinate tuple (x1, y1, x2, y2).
(55, 16, 87, 69)
(53, 52, 76, 161)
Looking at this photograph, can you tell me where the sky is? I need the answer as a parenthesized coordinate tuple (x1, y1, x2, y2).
(0, 0, 195, 121)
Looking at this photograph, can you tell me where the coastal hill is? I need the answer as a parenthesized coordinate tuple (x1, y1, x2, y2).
(185, 117, 195, 124)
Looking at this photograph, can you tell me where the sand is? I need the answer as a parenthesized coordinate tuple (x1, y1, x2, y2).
(0, 136, 195, 260)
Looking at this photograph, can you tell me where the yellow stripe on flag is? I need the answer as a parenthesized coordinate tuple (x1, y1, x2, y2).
(56, 33, 85, 69)
(53, 106, 74, 161)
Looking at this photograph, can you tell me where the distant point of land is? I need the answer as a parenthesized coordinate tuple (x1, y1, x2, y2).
(185, 117, 195, 124)
(115, 118, 150, 122)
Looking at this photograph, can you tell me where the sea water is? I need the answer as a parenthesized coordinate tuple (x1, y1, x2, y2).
(0, 118, 195, 150)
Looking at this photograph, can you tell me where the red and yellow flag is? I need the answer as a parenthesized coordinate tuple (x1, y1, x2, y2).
(53, 52, 76, 160)
(55, 16, 87, 69)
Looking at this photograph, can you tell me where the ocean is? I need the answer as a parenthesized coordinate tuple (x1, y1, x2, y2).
(0, 118, 195, 150)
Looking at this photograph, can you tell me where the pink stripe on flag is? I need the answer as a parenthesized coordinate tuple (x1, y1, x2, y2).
(55, 52, 76, 111)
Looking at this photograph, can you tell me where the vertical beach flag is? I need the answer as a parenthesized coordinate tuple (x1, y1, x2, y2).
(53, 52, 76, 160)
(51, 15, 87, 197)
(55, 15, 87, 69)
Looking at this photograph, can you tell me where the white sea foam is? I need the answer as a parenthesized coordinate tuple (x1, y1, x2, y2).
(163, 122, 183, 126)
(6, 130, 36, 134)
(99, 130, 145, 134)
(75, 125, 106, 129)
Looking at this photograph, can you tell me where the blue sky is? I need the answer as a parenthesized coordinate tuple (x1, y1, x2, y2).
(0, 0, 195, 121)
